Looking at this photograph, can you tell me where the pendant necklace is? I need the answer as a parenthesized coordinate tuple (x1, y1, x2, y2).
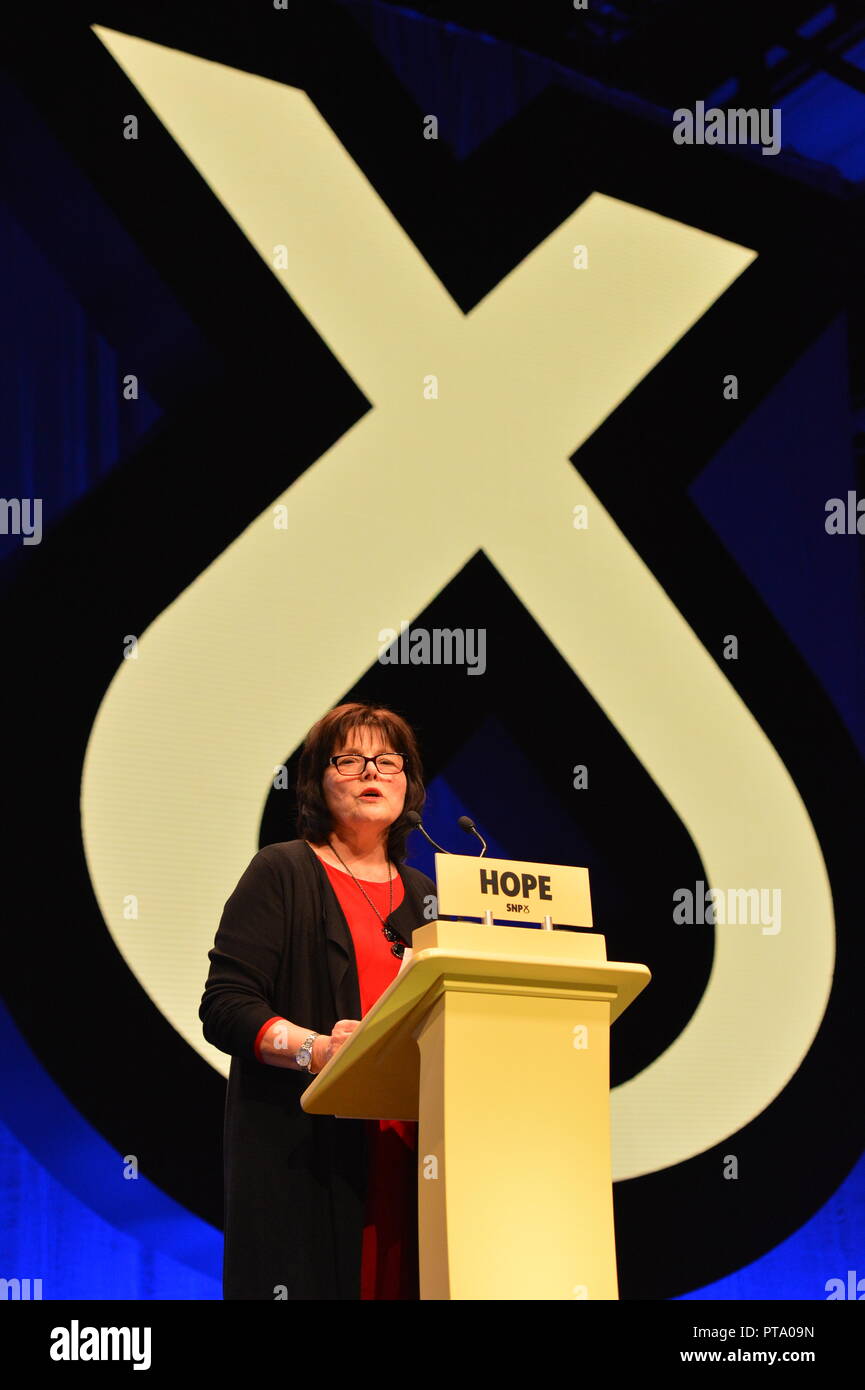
(326, 840, 405, 958)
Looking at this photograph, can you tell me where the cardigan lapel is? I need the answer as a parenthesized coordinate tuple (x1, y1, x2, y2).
(302, 843, 360, 1020)
(302, 841, 425, 1020)
(386, 864, 427, 948)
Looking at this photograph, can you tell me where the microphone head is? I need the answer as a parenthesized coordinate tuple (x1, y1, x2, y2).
(457, 815, 475, 833)
(405, 810, 422, 827)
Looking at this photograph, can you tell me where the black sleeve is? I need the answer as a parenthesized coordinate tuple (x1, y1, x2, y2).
(199, 848, 288, 1060)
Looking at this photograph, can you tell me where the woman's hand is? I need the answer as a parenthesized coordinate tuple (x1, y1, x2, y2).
(312, 1019, 361, 1073)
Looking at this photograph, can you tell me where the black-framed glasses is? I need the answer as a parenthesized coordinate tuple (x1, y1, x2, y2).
(329, 753, 405, 776)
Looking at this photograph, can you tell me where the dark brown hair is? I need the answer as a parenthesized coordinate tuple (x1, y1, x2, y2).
(295, 702, 425, 862)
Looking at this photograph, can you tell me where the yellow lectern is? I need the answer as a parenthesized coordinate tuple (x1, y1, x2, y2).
(302, 853, 650, 1300)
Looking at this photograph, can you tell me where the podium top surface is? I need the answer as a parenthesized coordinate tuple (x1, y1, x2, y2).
(301, 920, 650, 1120)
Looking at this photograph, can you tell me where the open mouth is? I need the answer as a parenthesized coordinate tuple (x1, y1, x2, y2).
(359, 790, 383, 800)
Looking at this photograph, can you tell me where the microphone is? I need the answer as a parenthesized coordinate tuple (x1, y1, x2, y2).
(405, 810, 452, 855)
(457, 814, 488, 857)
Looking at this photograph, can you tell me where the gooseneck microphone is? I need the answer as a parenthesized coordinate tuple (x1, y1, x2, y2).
(457, 814, 488, 857)
(405, 810, 452, 854)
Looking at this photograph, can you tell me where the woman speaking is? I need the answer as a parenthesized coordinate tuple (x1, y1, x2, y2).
(199, 701, 436, 1300)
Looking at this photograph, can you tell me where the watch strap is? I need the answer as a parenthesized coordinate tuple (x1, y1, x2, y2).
(296, 1031, 319, 1073)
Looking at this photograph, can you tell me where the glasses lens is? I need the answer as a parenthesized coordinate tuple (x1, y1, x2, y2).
(334, 756, 364, 774)
(374, 755, 404, 773)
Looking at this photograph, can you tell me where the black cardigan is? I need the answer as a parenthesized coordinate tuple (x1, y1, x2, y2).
(199, 838, 437, 1300)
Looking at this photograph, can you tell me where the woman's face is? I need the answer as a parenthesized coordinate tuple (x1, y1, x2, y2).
(321, 724, 407, 840)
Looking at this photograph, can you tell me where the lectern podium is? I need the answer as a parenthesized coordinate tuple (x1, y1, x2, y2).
(302, 853, 650, 1300)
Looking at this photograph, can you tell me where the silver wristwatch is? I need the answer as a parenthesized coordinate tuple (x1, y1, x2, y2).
(295, 1032, 319, 1074)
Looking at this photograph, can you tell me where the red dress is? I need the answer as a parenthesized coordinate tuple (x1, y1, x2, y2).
(318, 857, 419, 1300)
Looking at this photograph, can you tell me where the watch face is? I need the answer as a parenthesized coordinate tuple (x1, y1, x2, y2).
(298, 1050, 310, 1065)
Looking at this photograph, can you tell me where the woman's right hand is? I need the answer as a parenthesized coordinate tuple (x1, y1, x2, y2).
(311, 1019, 361, 1073)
